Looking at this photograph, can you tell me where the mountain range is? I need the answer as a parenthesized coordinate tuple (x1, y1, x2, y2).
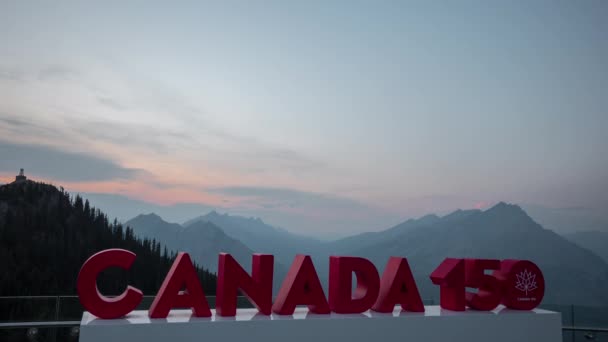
(184, 211, 322, 262)
(117, 199, 608, 307)
(1, 176, 607, 307)
(125, 213, 291, 291)
(323, 203, 608, 306)
(126, 213, 254, 274)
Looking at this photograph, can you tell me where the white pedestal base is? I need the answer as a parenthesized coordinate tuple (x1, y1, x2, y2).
(80, 305, 562, 342)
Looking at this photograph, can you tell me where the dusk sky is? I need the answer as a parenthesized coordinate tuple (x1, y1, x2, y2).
(1, 1, 607, 235)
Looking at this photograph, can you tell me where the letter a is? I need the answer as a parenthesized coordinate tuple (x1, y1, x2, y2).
(149, 253, 211, 318)
(272, 255, 330, 315)
(372, 257, 424, 312)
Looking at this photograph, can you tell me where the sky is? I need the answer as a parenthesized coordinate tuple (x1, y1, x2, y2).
(1, 1, 607, 236)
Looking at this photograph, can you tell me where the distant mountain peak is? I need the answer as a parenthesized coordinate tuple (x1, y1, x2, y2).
(480, 202, 536, 229)
(205, 210, 235, 219)
(486, 202, 527, 215)
(132, 212, 163, 221)
(201, 211, 268, 225)
(442, 209, 481, 222)
(206, 210, 220, 217)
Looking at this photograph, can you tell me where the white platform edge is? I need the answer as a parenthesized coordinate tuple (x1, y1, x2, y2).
(81, 305, 560, 325)
(80, 305, 563, 342)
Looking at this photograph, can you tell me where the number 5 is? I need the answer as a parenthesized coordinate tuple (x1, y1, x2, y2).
(463, 259, 502, 311)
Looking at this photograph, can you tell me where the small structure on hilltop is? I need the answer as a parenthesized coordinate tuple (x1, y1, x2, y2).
(14, 168, 27, 183)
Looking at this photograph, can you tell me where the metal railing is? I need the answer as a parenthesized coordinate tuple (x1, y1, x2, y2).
(1, 296, 607, 341)
(3, 322, 608, 342)
(0, 321, 80, 328)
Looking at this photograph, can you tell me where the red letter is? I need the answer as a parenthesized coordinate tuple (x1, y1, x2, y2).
(272, 255, 330, 315)
(216, 253, 274, 316)
(430, 258, 465, 311)
(494, 259, 545, 310)
(329, 256, 380, 313)
(464, 259, 502, 311)
(148, 253, 211, 318)
(372, 257, 424, 312)
(77, 249, 143, 319)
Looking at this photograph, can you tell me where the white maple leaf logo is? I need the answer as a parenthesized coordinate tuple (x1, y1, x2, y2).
(515, 269, 538, 295)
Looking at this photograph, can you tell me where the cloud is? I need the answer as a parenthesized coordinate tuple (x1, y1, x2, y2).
(0, 116, 61, 141)
(0, 141, 147, 182)
(0, 67, 24, 81)
(209, 186, 369, 210)
(37, 65, 78, 81)
(0, 62, 331, 194)
(97, 97, 128, 111)
(65, 118, 183, 154)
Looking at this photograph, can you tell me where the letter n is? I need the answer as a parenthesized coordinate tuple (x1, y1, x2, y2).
(216, 253, 274, 316)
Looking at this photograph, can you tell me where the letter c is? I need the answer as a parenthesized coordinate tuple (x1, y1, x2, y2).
(77, 249, 143, 319)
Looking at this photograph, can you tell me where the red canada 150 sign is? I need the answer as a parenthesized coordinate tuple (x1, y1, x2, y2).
(77, 249, 545, 319)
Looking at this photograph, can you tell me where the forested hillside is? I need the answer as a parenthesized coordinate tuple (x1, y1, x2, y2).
(0, 180, 216, 297)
